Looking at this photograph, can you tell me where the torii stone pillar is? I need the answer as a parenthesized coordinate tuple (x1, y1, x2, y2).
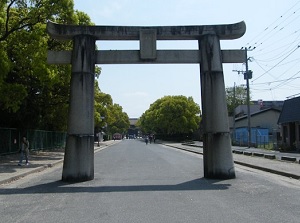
(199, 35, 235, 179)
(62, 35, 96, 182)
(47, 21, 246, 182)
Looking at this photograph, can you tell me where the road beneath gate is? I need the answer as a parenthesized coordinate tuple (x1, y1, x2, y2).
(1, 140, 300, 223)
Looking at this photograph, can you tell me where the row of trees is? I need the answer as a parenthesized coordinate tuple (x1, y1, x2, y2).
(0, 0, 129, 135)
(94, 84, 130, 136)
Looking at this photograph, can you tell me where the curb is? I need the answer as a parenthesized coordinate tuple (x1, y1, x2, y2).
(162, 143, 300, 180)
(281, 156, 297, 162)
(0, 159, 64, 185)
(234, 160, 300, 180)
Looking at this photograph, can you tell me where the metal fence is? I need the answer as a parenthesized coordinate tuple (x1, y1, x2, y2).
(232, 130, 277, 149)
(0, 128, 67, 155)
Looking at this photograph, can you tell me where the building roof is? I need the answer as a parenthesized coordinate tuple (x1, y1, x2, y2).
(278, 96, 300, 124)
(129, 118, 138, 126)
(235, 107, 281, 122)
(235, 104, 260, 116)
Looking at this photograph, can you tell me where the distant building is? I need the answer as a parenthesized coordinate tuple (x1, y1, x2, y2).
(234, 104, 261, 118)
(234, 108, 281, 132)
(234, 100, 284, 118)
(127, 118, 140, 138)
(230, 100, 283, 146)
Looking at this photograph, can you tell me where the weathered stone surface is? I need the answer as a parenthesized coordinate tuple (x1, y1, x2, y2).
(62, 35, 96, 182)
(62, 135, 94, 182)
(140, 29, 157, 60)
(48, 49, 246, 64)
(203, 133, 235, 179)
(47, 21, 246, 40)
(200, 34, 235, 179)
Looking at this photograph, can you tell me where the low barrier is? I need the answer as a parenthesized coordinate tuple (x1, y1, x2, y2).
(0, 128, 66, 155)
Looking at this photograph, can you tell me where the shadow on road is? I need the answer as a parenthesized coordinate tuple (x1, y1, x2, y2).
(0, 178, 231, 195)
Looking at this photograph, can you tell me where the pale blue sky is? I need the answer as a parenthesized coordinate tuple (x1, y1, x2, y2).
(73, 0, 300, 118)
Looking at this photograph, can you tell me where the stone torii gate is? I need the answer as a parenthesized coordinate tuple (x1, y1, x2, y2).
(47, 21, 246, 182)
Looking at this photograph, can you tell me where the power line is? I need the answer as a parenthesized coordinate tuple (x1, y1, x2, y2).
(269, 70, 300, 89)
(253, 31, 300, 60)
(250, 75, 300, 85)
(252, 57, 300, 82)
(253, 9, 300, 50)
(246, 1, 300, 49)
(252, 45, 300, 82)
(237, 1, 300, 100)
(286, 93, 300, 98)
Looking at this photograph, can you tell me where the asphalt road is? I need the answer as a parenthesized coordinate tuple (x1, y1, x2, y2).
(1, 140, 300, 223)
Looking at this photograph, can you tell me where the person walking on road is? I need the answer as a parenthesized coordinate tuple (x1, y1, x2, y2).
(145, 136, 149, 145)
(18, 136, 30, 166)
(149, 135, 153, 144)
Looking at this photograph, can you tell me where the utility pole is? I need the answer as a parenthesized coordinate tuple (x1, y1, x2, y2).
(233, 82, 236, 144)
(233, 48, 252, 148)
(244, 47, 252, 148)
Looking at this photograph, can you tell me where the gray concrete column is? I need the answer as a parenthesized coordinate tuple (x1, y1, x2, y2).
(199, 35, 235, 179)
(62, 35, 96, 182)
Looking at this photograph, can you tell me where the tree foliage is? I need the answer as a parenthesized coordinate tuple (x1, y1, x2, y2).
(226, 85, 251, 116)
(138, 96, 201, 137)
(106, 103, 130, 136)
(94, 81, 130, 136)
(94, 82, 113, 131)
(0, 0, 98, 130)
(0, 0, 129, 134)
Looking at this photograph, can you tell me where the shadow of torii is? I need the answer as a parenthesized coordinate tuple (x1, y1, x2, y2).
(0, 178, 231, 195)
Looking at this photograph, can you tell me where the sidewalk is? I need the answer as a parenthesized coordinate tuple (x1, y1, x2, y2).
(0, 140, 120, 186)
(162, 141, 300, 180)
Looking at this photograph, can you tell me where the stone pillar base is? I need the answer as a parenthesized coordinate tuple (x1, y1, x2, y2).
(62, 135, 94, 182)
(203, 133, 235, 179)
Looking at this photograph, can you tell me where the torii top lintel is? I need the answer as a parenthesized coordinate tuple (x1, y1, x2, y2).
(47, 21, 246, 41)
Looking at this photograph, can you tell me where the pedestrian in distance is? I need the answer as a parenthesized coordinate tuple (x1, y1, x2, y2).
(149, 135, 153, 144)
(18, 136, 30, 166)
(145, 136, 149, 145)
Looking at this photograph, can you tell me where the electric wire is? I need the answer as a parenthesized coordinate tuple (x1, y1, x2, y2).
(250, 76, 300, 86)
(252, 9, 300, 51)
(246, 1, 300, 49)
(252, 45, 300, 82)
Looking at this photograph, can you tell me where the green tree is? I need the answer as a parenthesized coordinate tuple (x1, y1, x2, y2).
(106, 104, 130, 136)
(0, 1, 118, 134)
(226, 85, 250, 116)
(0, 0, 77, 43)
(139, 95, 201, 138)
(0, 1, 96, 130)
(94, 81, 113, 132)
